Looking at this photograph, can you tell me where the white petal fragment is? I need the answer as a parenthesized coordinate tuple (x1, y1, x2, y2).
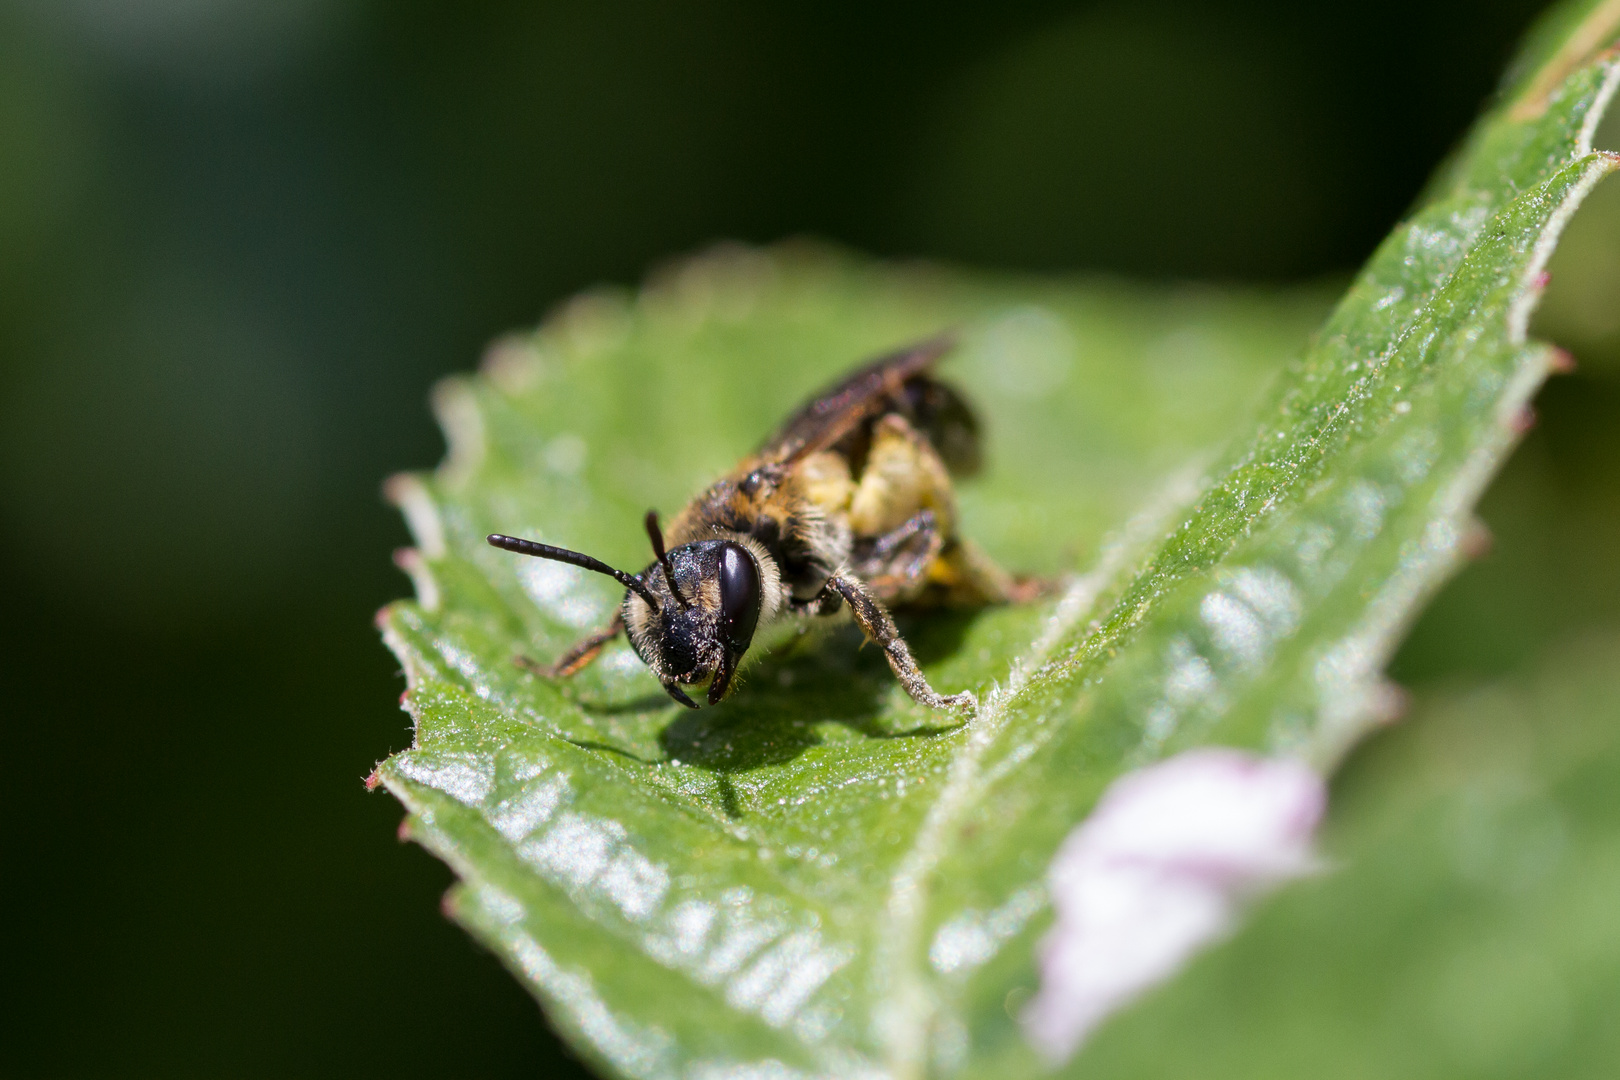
(1022, 748, 1325, 1064)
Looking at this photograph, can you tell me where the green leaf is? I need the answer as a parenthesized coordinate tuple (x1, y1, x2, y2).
(377, 255, 1329, 1077)
(373, 5, 1619, 1076)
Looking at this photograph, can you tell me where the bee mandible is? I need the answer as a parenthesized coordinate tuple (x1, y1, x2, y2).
(488, 337, 1030, 713)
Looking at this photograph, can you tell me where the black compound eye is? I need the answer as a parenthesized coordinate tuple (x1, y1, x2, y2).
(717, 542, 761, 653)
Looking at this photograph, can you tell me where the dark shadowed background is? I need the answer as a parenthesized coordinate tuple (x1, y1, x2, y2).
(4, 1, 1618, 1075)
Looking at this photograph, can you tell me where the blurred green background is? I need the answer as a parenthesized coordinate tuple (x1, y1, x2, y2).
(3, 1, 1617, 1076)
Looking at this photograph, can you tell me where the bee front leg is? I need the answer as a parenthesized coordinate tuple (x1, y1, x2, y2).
(824, 574, 977, 715)
(524, 615, 625, 678)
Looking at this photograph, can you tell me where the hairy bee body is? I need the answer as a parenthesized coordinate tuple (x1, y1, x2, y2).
(489, 338, 1023, 713)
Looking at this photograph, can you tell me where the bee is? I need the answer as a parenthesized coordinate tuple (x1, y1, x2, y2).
(488, 337, 1030, 713)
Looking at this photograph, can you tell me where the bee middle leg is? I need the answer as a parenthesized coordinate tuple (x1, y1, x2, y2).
(823, 574, 977, 714)
(852, 508, 946, 602)
(855, 509, 1021, 608)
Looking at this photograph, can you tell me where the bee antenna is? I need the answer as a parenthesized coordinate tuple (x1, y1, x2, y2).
(643, 510, 690, 608)
(486, 533, 661, 613)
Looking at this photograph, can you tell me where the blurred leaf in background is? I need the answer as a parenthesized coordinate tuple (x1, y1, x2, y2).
(907, 4, 1346, 276)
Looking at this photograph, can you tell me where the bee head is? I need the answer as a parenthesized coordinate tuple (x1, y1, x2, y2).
(485, 513, 778, 708)
(624, 516, 776, 707)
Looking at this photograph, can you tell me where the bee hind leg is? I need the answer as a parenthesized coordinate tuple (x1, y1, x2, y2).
(824, 574, 977, 715)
